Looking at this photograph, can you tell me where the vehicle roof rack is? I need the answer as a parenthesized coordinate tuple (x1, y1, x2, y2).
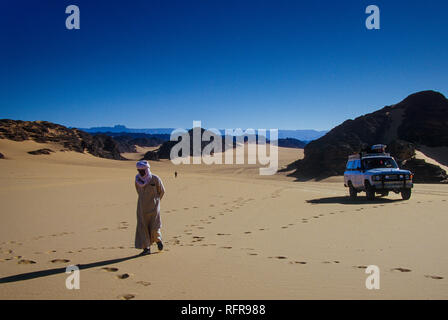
(348, 144, 391, 160)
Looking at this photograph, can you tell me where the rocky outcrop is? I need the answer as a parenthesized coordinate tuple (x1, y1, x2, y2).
(0, 119, 125, 160)
(402, 159, 447, 183)
(142, 150, 160, 161)
(386, 140, 416, 165)
(142, 128, 233, 160)
(288, 91, 448, 182)
(114, 136, 165, 153)
(0, 152, 4, 159)
(28, 148, 54, 155)
(277, 138, 307, 149)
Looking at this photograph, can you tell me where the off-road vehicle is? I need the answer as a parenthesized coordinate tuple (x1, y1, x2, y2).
(344, 145, 413, 200)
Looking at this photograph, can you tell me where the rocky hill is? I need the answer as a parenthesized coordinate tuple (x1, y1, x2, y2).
(0, 119, 125, 160)
(277, 138, 307, 149)
(92, 132, 169, 153)
(286, 91, 448, 183)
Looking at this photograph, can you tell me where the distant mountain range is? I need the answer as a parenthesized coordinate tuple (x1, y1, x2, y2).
(78, 125, 327, 142)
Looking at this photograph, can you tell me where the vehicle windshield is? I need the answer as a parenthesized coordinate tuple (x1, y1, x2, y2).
(362, 157, 398, 170)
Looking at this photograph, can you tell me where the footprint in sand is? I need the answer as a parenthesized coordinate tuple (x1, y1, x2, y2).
(118, 294, 135, 300)
(50, 259, 70, 264)
(116, 273, 130, 279)
(275, 256, 287, 260)
(248, 253, 258, 256)
(244, 231, 252, 234)
(220, 246, 232, 249)
(136, 281, 151, 286)
(217, 233, 231, 236)
(102, 267, 119, 272)
(18, 259, 36, 265)
(294, 261, 307, 264)
(424, 275, 444, 280)
(353, 265, 368, 269)
(391, 267, 412, 272)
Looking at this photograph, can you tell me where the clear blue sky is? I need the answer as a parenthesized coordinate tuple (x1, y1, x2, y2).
(1, 0, 447, 130)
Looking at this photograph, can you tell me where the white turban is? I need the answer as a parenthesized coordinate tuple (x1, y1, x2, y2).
(135, 160, 152, 187)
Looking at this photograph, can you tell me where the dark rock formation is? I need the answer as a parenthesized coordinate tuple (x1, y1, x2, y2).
(277, 138, 307, 149)
(28, 148, 54, 155)
(92, 133, 168, 153)
(0, 152, 4, 159)
(386, 140, 416, 165)
(0, 119, 125, 160)
(288, 91, 448, 182)
(402, 159, 447, 183)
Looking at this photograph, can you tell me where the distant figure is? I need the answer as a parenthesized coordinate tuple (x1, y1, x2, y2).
(174, 171, 178, 178)
(134, 160, 165, 255)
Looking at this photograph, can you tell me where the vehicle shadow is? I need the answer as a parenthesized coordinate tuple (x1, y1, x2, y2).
(0, 253, 153, 284)
(306, 196, 404, 205)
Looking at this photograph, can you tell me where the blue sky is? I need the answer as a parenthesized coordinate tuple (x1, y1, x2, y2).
(1, 0, 447, 130)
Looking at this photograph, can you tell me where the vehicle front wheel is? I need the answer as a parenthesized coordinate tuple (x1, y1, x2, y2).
(348, 182, 357, 199)
(401, 188, 412, 200)
(365, 182, 375, 201)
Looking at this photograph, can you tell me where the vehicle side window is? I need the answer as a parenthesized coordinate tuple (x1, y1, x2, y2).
(355, 160, 361, 170)
(346, 161, 354, 170)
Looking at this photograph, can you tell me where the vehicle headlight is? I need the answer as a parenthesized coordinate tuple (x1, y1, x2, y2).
(372, 175, 382, 181)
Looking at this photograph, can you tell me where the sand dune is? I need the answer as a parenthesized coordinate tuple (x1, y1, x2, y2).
(0, 139, 447, 299)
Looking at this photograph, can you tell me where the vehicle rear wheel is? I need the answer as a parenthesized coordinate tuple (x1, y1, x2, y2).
(348, 182, 357, 199)
(401, 188, 412, 200)
(365, 182, 375, 201)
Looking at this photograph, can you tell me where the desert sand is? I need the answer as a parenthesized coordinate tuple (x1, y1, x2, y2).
(0, 139, 447, 299)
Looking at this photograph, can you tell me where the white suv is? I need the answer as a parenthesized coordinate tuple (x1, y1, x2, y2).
(344, 145, 413, 200)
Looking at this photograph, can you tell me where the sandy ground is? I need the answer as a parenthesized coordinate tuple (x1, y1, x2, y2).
(0, 139, 447, 299)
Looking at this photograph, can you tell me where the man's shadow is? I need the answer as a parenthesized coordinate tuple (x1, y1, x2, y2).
(0, 253, 150, 284)
(306, 196, 404, 205)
